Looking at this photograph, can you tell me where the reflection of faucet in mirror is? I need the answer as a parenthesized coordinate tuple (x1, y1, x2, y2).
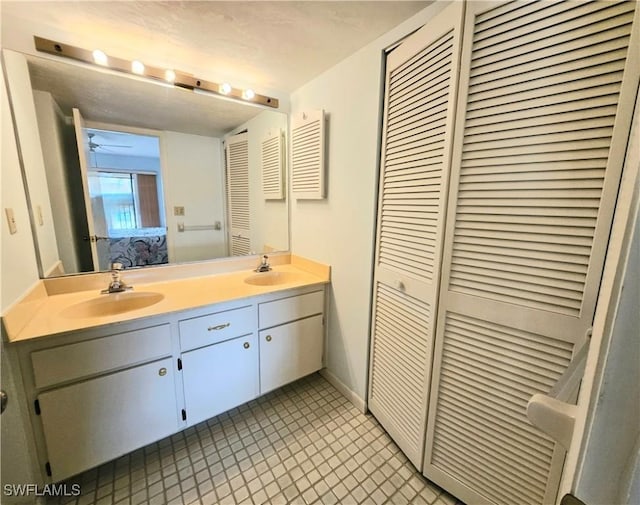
(2, 49, 290, 278)
(101, 263, 133, 294)
(255, 255, 272, 273)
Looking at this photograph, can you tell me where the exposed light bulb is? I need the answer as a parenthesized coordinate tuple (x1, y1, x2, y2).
(165, 69, 176, 82)
(243, 89, 255, 100)
(219, 83, 232, 95)
(131, 60, 145, 75)
(92, 49, 108, 66)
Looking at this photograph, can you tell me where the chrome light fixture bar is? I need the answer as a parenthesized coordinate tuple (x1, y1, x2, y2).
(33, 36, 279, 109)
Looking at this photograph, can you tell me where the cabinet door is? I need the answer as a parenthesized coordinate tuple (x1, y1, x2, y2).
(260, 314, 323, 394)
(181, 334, 258, 426)
(38, 357, 178, 482)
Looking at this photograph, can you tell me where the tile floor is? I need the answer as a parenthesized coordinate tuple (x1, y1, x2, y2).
(49, 373, 464, 505)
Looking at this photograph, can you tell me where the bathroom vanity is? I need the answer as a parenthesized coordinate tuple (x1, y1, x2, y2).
(3, 257, 329, 483)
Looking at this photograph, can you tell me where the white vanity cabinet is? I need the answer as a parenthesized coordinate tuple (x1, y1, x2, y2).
(258, 290, 324, 394)
(179, 304, 259, 426)
(29, 324, 178, 483)
(16, 282, 327, 484)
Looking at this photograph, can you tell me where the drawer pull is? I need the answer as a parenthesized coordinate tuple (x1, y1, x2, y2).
(208, 323, 230, 331)
(265, 335, 272, 342)
(243, 342, 250, 349)
(158, 368, 167, 377)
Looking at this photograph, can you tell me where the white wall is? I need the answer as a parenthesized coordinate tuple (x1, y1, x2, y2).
(573, 117, 640, 503)
(93, 152, 161, 173)
(3, 50, 60, 276)
(0, 61, 43, 503)
(33, 90, 81, 274)
(575, 210, 639, 504)
(1, 60, 40, 311)
(289, 3, 447, 404)
(162, 131, 226, 262)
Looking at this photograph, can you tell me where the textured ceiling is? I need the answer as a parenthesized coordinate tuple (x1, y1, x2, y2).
(27, 55, 268, 138)
(2, 1, 430, 94)
(3, 1, 430, 138)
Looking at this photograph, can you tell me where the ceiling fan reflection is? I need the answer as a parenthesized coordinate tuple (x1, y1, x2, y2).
(87, 132, 133, 152)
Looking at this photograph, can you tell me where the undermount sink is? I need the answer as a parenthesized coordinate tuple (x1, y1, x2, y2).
(61, 291, 165, 319)
(244, 271, 300, 286)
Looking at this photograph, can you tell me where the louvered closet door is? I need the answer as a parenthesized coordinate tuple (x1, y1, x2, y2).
(226, 133, 251, 255)
(367, 2, 464, 470)
(424, 2, 639, 505)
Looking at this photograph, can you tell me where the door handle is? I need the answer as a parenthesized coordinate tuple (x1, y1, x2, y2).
(1, 390, 7, 414)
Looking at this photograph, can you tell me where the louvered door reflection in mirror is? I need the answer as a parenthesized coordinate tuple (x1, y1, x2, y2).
(424, 2, 640, 505)
(226, 133, 250, 255)
(367, 2, 464, 470)
(262, 130, 285, 200)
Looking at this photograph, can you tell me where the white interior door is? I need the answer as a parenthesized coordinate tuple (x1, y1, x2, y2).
(367, 1, 464, 470)
(225, 132, 251, 255)
(72, 108, 107, 270)
(423, 2, 640, 505)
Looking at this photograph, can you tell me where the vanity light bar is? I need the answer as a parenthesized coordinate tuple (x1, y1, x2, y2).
(33, 36, 279, 109)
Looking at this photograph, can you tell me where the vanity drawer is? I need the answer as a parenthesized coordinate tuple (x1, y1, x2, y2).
(32, 324, 172, 389)
(179, 305, 256, 351)
(259, 290, 324, 329)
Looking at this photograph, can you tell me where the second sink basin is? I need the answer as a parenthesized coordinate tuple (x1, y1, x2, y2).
(244, 271, 300, 286)
(62, 291, 165, 319)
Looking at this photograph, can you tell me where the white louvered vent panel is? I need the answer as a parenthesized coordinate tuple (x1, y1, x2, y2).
(430, 312, 574, 505)
(262, 132, 284, 200)
(231, 235, 250, 256)
(448, 0, 636, 317)
(379, 31, 454, 282)
(369, 283, 431, 455)
(227, 139, 250, 230)
(291, 110, 325, 199)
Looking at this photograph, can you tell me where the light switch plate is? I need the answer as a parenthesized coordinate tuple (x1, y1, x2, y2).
(4, 208, 17, 234)
(174, 206, 185, 216)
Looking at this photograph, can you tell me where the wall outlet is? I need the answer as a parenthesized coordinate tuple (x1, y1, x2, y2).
(174, 206, 185, 216)
(4, 208, 17, 234)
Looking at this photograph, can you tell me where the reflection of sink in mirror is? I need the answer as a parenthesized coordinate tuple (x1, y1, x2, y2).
(61, 292, 164, 319)
(244, 271, 300, 286)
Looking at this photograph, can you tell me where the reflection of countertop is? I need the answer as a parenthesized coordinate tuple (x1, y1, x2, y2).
(3, 256, 330, 343)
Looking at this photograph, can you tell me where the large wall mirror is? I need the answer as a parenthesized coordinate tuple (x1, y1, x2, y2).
(3, 49, 288, 278)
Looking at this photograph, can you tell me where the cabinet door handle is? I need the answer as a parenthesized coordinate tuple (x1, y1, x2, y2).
(208, 323, 230, 331)
(243, 342, 250, 349)
(158, 368, 167, 377)
(265, 335, 272, 342)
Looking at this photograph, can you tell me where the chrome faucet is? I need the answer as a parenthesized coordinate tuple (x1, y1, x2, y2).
(101, 263, 133, 294)
(255, 255, 272, 273)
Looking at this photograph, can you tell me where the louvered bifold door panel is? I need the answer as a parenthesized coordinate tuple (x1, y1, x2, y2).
(424, 2, 640, 505)
(290, 110, 325, 199)
(262, 130, 285, 200)
(368, 2, 464, 470)
(226, 133, 251, 256)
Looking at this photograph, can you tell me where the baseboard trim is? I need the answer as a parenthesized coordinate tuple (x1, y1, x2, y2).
(320, 368, 367, 414)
